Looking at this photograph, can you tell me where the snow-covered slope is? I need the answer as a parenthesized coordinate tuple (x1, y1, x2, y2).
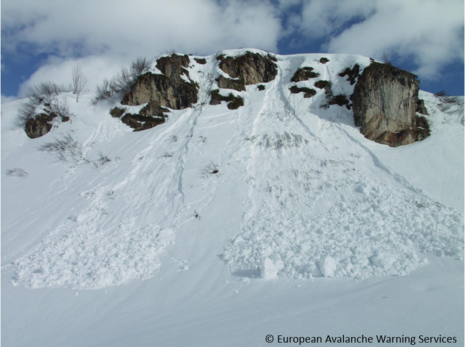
(2, 50, 463, 346)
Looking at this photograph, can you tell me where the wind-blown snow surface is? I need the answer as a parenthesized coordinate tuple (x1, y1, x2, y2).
(2, 51, 464, 346)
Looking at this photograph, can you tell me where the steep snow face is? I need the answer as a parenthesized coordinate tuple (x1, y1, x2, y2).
(2, 50, 463, 289)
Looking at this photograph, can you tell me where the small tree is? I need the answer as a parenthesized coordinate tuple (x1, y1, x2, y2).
(71, 65, 88, 102)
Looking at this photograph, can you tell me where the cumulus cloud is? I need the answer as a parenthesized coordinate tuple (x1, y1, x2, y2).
(298, 0, 464, 80)
(3, 0, 463, 96)
(3, 0, 282, 96)
(2, 0, 281, 58)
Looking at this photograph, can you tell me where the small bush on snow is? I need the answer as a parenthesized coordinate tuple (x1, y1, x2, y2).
(38, 133, 83, 164)
(6, 168, 28, 177)
(16, 82, 71, 127)
(94, 57, 152, 103)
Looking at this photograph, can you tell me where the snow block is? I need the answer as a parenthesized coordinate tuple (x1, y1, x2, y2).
(319, 256, 337, 278)
(261, 258, 279, 280)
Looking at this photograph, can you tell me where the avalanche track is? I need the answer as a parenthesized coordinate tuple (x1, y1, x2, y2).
(2, 49, 463, 347)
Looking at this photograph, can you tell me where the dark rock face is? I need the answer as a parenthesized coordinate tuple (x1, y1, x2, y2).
(210, 90, 244, 109)
(291, 67, 319, 82)
(319, 57, 329, 64)
(289, 86, 316, 98)
(110, 107, 126, 118)
(328, 94, 350, 108)
(416, 99, 428, 115)
(118, 54, 198, 131)
(121, 104, 170, 132)
(24, 102, 70, 139)
(218, 52, 277, 86)
(25, 113, 56, 139)
(194, 58, 206, 65)
(351, 62, 430, 147)
(314, 80, 331, 89)
(121, 73, 197, 110)
(217, 75, 245, 92)
(339, 64, 361, 85)
(156, 54, 190, 82)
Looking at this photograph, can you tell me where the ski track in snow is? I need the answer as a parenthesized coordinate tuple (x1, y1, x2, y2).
(4, 51, 464, 289)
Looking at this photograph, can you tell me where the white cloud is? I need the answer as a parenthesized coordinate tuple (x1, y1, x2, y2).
(299, 0, 375, 39)
(3, 0, 282, 96)
(4, 0, 463, 95)
(2, 0, 281, 58)
(299, 0, 464, 80)
(1, 95, 18, 104)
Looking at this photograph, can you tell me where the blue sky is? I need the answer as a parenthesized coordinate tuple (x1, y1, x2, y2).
(2, 0, 464, 99)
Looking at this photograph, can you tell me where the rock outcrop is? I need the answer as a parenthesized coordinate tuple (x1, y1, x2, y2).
(289, 86, 316, 98)
(25, 113, 56, 139)
(291, 67, 319, 82)
(339, 64, 361, 85)
(351, 62, 429, 147)
(115, 54, 198, 131)
(25, 103, 69, 139)
(217, 75, 245, 92)
(218, 52, 277, 86)
(209, 90, 244, 109)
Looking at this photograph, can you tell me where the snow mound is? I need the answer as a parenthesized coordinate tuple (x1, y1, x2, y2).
(223, 180, 463, 280)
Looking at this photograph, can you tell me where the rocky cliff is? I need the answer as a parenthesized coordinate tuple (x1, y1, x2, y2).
(218, 51, 277, 86)
(351, 62, 429, 147)
(110, 54, 198, 131)
(22, 50, 431, 146)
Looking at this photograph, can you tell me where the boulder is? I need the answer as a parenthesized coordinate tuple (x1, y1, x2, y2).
(218, 51, 277, 86)
(351, 62, 430, 147)
(24, 103, 70, 139)
(110, 107, 126, 118)
(25, 113, 56, 139)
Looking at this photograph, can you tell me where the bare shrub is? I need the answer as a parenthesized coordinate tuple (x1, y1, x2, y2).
(96, 152, 111, 166)
(51, 98, 72, 120)
(94, 57, 152, 103)
(6, 168, 28, 177)
(38, 133, 83, 164)
(16, 82, 71, 127)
